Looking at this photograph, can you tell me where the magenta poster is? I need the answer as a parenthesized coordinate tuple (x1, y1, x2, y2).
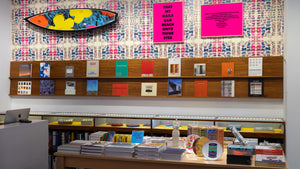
(153, 2, 184, 43)
(201, 3, 243, 37)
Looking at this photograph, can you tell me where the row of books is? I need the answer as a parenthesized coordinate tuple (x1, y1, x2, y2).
(18, 58, 263, 78)
(17, 79, 264, 97)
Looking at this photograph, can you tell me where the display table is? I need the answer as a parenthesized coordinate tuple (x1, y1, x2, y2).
(55, 150, 288, 169)
(0, 120, 48, 169)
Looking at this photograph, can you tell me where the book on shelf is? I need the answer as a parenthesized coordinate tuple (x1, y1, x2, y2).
(65, 81, 76, 95)
(221, 80, 235, 97)
(141, 83, 157, 96)
(141, 60, 153, 77)
(17, 81, 31, 95)
(115, 60, 128, 77)
(248, 79, 264, 97)
(86, 60, 99, 77)
(168, 58, 181, 77)
(221, 62, 234, 77)
(194, 80, 207, 97)
(19, 63, 32, 77)
(168, 79, 182, 96)
(112, 84, 128, 96)
(40, 80, 55, 95)
(40, 62, 50, 77)
(248, 57, 263, 76)
(86, 80, 98, 95)
(65, 66, 74, 77)
(194, 63, 206, 76)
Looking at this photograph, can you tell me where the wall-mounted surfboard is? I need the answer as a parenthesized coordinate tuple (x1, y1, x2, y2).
(24, 8, 118, 31)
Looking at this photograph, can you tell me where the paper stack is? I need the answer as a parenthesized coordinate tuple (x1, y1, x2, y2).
(81, 141, 111, 155)
(135, 143, 166, 160)
(105, 142, 138, 158)
(255, 146, 285, 167)
(160, 147, 186, 161)
(89, 131, 108, 141)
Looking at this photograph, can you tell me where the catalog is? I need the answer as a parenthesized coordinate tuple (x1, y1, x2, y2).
(168, 58, 181, 77)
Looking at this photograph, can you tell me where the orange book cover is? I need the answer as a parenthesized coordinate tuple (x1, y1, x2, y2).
(222, 62, 234, 77)
(194, 80, 208, 97)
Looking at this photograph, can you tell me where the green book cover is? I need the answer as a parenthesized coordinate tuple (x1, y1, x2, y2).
(115, 60, 128, 77)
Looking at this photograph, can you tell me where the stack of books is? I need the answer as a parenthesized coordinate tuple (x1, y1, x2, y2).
(57, 144, 82, 154)
(160, 147, 186, 161)
(81, 141, 111, 155)
(135, 143, 166, 160)
(255, 146, 285, 167)
(89, 131, 108, 141)
(105, 142, 138, 158)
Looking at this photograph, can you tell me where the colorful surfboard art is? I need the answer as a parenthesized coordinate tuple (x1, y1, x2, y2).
(24, 8, 118, 31)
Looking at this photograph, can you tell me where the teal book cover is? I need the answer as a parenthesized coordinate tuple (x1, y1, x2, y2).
(115, 60, 128, 77)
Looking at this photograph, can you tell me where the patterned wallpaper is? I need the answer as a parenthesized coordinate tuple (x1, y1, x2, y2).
(11, 0, 284, 61)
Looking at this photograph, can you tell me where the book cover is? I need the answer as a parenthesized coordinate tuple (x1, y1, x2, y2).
(115, 60, 128, 77)
(248, 57, 263, 76)
(221, 80, 235, 97)
(40, 62, 50, 77)
(17, 81, 31, 95)
(221, 62, 234, 77)
(141, 83, 157, 96)
(19, 64, 32, 77)
(112, 84, 128, 96)
(168, 58, 181, 77)
(86, 61, 99, 77)
(248, 79, 264, 97)
(131, 130, 144, 144)
(194, 80, 208, 97)
(194, 63, 206, 76)
(168, 79, 182, 96)
(40, 80, 55, 95)
(86, 80, 98, 95)
(141, 61, 153, 77)
(65, 81, 76, 95)
(65, 66, 74, 77)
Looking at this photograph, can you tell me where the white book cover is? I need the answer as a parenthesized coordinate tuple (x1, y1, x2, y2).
(65, 81, 76, 95)
(248, 58, 263, 76)
(17, 81, 31, 95)
(86, 60, 99, 77)
(194, 63, 206, 76)
(168, 58, 181, 77)
(141, 83, 157, 96)
(221, 80, 235, 97)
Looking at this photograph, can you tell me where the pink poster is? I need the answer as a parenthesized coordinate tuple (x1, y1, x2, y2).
(153, 2, 184, 43)
(201, 3, 243, 37)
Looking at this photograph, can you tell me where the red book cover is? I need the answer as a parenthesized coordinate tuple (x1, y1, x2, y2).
(222, 62, 234, 77)
(141, 61, 154, 77)
(194, 80, 208, 97)
(256, 146, 283, 155)
(49, 132, 53, 151)
(112, 84, 128, 96)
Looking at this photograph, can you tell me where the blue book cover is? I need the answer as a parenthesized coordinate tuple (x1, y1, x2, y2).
(40, 80, 55, 95)
(40, 62, 50, 77)
(168, 79, 182, 96)
(87, 80, 98, 95)
(115, 60, 128, 77)
(131, 130, 144, 144)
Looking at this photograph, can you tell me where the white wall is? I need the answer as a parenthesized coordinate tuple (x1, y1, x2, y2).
(0, 0, 11, 112)
(286, 0, 300, 168)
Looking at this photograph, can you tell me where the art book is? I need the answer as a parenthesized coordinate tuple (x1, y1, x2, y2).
(40, 80, 55, 95)
(168, 79, 182, 96)
(248, 79, 264, 97)
(221, 80, 235, 97)
(115, 60, 128, 77)
(19, 64, 32, 77)
(141, 83, 157, 96)
(17, 81, 31, 95)
(65, 66, 74, 77)
(86, 61, 99, 77)
(112, 84, 128, 96)
(86, 80, 98, 95)
(248, 57, 263, 76)
(221, 62, 234, 77)
(194, 80, 208, 97)
(168, 58, 181, 77)
(65, 81, 76, 95)
(40, 62, 50, 77)
(194, 63, 206, 76)
(141, 61, 153, 77)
